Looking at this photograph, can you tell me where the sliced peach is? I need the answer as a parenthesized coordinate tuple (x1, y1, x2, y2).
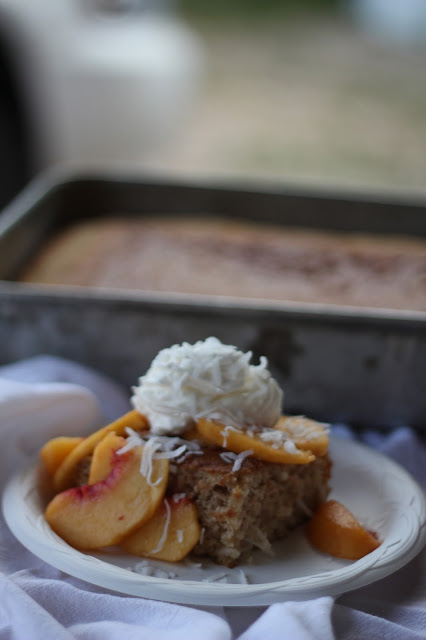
(196, 418, 315, 464)
(121, 494, 201, 562)
(275, 415, 329, 457)
(88, 432, 127, 484)
(306, 499, 380, 560)
(53, 409, 148, 491)
(45, 445, 169, 549)
(40, 437, 84, 476)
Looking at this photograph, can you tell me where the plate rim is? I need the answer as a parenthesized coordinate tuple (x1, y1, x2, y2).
(3, 436, 426, 606)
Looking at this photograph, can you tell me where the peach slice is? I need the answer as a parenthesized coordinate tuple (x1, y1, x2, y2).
(45, 445, 169, 549)
(40, 436, 84, 476)
(121, 494, 201, 562)
(306, 499, 380, 560)
(88, 432, 127, 484)
(196, 418, 315, 464)
(275, 415, 329, 457)
(53, 409, 148, 491)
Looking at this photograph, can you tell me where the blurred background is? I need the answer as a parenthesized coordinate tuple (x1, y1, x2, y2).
(0, 0, 425, 210)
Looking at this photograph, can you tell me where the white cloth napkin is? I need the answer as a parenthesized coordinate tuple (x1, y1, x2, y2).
(0, 355, 425, 640)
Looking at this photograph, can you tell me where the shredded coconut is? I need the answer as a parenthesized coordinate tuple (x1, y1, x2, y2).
(133, 560, 177, 579)
(184, 560, 203, 568)
(134, 561, 155, 576)
(238, 569, 249, 584)
(177, 530, 184, 543)
(203, 572, 229, 583)
(219, 449, 253, 470)
(119, 430, 203, 484)
(150, 499, 171, 555)
(284, 439, 298, 454)
(219, 451, 238, 464)
(258, 428, 303, 455)
(221, 425, 242, 448)
(296, 500, 313, 517)
(281, 416, 329, 439)
(117, 427, 145, 454)
(258, 428, 288, 445)
(173, 493, 187, 503)
(231, 449, 254, 472)
(140, 438, 163, 487)
(175, 450, 204, 464)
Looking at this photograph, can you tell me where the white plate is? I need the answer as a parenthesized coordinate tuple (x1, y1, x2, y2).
(3, 437, 426, 606)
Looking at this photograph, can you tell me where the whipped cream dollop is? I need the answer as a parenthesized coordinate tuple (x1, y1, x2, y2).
(131, 337, 283, 435)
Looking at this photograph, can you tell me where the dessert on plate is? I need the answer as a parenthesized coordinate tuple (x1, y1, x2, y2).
(40, 337, 377, 566)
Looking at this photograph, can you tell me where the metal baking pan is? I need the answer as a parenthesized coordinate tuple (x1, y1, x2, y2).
(0, 170, 425, 428)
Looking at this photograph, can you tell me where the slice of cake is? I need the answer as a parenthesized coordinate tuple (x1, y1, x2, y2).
(169, 448, 330, 566)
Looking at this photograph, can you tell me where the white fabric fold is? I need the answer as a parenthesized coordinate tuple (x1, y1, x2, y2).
(5, 571, 232, 640)
(0, 376, 101, 487)
(238, 598, 335, 640)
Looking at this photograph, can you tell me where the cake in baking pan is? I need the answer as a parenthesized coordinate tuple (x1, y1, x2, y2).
(19, 216, 426, 311)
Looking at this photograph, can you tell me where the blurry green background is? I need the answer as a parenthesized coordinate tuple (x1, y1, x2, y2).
(180, 0, 336, 18)
(141, 0, 426, 194)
